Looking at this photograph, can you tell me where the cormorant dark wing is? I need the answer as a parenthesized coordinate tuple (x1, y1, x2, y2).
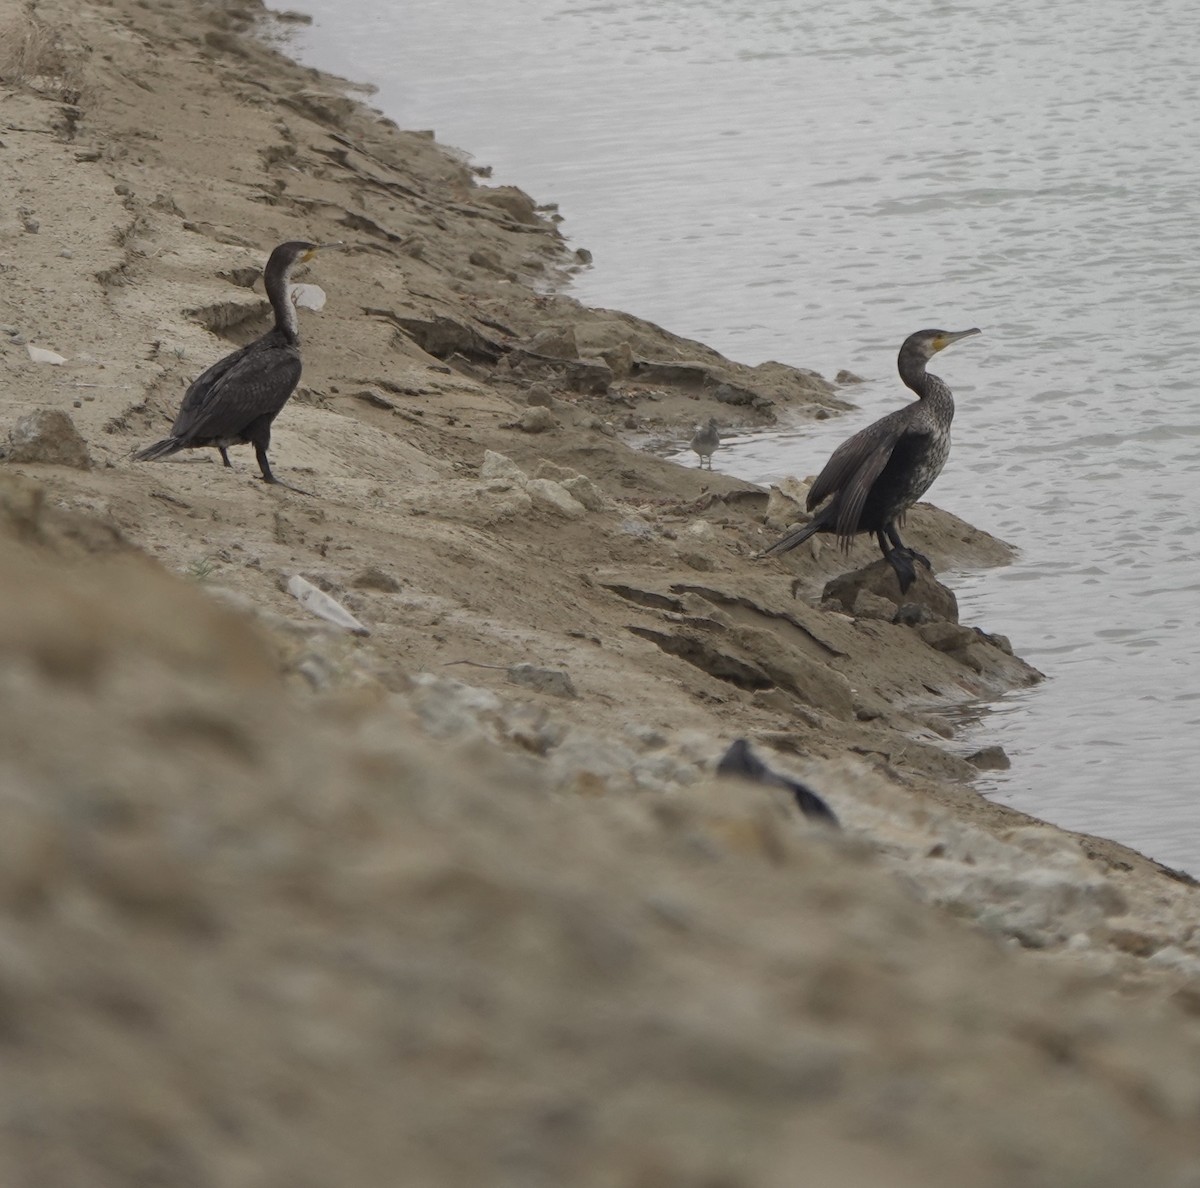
(805, 405, 911, 513)
(173, 341, 261, 426)
(832, 427, 913, 547)
(170, 344, 301, 443)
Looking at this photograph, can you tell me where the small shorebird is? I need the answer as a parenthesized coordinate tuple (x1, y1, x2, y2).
(690, 417, 720, 469)
(759, 327, 980, 591)
(135, 240, 331, 494)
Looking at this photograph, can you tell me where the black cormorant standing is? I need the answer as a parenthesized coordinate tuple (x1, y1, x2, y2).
(761, 327, 981, 591)
(717, 738, 839, 826)
(690, 417, 720, 469)
(135, 240, 327, 493)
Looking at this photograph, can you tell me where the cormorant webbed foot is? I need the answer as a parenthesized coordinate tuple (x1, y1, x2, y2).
(261, 474, 313, 496)
(886, 548, 918, 593)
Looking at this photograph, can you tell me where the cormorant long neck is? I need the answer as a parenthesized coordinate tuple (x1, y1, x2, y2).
(898, 350, 954, 419)
(264, 254, 300, 344)
(898, 348, 933, 397)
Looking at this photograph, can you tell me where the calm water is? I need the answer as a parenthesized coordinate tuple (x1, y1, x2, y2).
(290, 0, 1200, 874)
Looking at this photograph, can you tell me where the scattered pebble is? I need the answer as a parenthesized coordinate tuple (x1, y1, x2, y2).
(967, 745, 1012, 772)
(26, 345, 65, 366)
(515, 406, 555, 433)
(289, 283, 326, 311)
(505, 664, 578, 700)
(526, 478, 586, 519)
(351, 566, 402, 593)
(286, 575, 370, 636)
(6, 409, 92, 469)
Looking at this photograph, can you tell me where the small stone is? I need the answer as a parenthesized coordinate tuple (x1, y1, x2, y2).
(574, 247, 593, 265)
(598, 342, 634, 379)
(480, 450, 528, 486)
(966, 745, 1011, 771)
(527, 325, 579, 360)
(619, 517, 654, 538)
(561, 475, 609, 511)
(351, 566, 402, 593)
(505, 663, 578, 699)
(917, 621, 979, 653)
(516, 406, 556, 433)
(468, 248, 505, 273)
(525, 383, 555, 407)
(764, 478, 811, 530)
(983, 631, 1014, 655)
(851, 589, 896, 621)
(533, 460, 577, 483)
(892, 603, 938, 626)
(6, 409, 92, 469)
(475, 184, 541, 225)
(25, 345, 66, 366)
(835, 370, 865, 384)
(679, 551, 715, 572)
(823, 561, 958, 624)
(286, 575, 370, 636)
(526, 478, 586, 519)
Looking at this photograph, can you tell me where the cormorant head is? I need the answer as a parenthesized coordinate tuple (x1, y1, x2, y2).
(900, 326, 982, 365)
(266, 240, 322, 280)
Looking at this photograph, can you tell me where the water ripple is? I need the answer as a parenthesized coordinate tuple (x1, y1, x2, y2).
(291, 0, 1200, 875)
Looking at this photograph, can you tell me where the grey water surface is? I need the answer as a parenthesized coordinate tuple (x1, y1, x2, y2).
(289, 0, 1200, 874)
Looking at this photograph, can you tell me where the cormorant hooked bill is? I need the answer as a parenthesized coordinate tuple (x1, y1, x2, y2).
(760, 327, 981, 591)
(135, 240, 329, 493)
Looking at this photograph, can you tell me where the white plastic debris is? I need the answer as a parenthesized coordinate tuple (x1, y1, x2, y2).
(26, 345, 66, 365)
(286, 575, 370, 636)
(289, 283, 327, 311)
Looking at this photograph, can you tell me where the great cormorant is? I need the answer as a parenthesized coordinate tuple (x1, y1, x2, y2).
(690, 417, 720, 469)
(761, 327, 981, 591)
(135, 240, 327, 493)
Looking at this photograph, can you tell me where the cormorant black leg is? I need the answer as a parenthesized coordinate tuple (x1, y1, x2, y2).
(218, 446, 233, 468)
(878, 525, 918, 592)
(254, 443, 312, 496)
(885, 523, 932, 571)
(887, 549, 918, 592)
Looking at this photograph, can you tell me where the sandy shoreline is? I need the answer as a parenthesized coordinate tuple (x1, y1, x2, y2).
(1, 0, 1200, 1180)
